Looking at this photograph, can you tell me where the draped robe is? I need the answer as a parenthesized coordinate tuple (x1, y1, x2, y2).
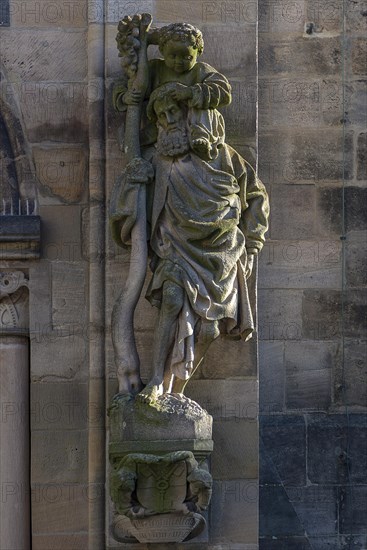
(110, 144, 269, 380)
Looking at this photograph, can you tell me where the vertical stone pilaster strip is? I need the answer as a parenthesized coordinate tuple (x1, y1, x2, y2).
(0, 272, 30, 550)
(87, 0, 106, 547)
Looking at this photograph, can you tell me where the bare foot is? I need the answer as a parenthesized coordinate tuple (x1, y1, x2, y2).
(137, 378, 163, 404)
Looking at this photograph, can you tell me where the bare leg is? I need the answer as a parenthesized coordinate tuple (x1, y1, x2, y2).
(138, 281, 184, 403)
(171, 320, 220, 394)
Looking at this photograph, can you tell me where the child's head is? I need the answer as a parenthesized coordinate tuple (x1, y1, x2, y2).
(159, 23, 204, 74)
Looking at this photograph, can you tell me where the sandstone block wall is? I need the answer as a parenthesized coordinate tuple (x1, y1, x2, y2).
(1, 0, 96, 547)
(258, 1, 367, 548)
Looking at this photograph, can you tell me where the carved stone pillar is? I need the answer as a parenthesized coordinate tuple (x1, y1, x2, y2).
(0, 271, 30, 550)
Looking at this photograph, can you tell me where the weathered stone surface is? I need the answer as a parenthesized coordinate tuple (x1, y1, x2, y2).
(105, 0, 154, 24)
(345, 187, 367, 231)
(310, 536, 367, 550)
(339, 486, 367, 534)
(259, 537, 311, 549)
(318, 186, 367, 237)
(352, 38, 367, 75)
(259, 36, 342, 76)
(259, 486, 304, 537)
(186, 379, 258, 420)
(34, 147, 87, 202)
(224, 78, 257, 147)
(259, 0, 306, 33)
(347, 416, 367, 483)
(17, 80, 89, 142)
(258, 130, 352, 185)
(316, 187, 343, 238)
(82, 203, 106, 266)
(287, 487, 338, 536)
(31, 430, 88, 483)
(199, 25, 256, 78)
(345, 231, 367, 287)
(212, 419, 258, 479)
(346, 0, 367, 32)
(258, 239, 341, 289)
(108, 544, 148, 550)
(0, 336, 30, 550)
(207, 546, 259, 550)
(307, 414, 350, 484)
(28, 263, 51, 329)
(302, 290, 342, 339)
(285, 341, 337, 410)
(32, 534, 89, 550)
(259, 78, 346, 129)
(345, 81, 367, 128)
(198, 334, 258, 378)
(41, 206, 81, 261)
(259, 436, 282, 486)
(357, 132, 367, 180)
(259, 341, 284, 413)
(210, 480, 258, 543)
(156, 0, 211, 24)
(258, 289, 303, 341)
(31, 483, 89, 533)
(260, 415, 306, 486)
(344, 290, 367, 338)
(0, 30, 87, 81)
(204, 545, 259, 550)
(334, 338, 367, 407)
(31, 334, 87, 381)
(269, 184, 316, 240)
(30, 382, 88, 431)
(51, 263, 87, 326)
(8, 0, 87, 28)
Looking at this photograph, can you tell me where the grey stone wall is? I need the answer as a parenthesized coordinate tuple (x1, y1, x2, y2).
(258, 1, 367, 548)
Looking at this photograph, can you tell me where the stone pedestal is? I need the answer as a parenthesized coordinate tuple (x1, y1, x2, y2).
(109, 393, 213, 544)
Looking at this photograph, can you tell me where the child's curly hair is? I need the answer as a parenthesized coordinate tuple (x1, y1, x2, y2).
(158, 23, 204, 56)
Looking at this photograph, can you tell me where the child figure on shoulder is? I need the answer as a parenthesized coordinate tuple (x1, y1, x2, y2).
(113, 22, 232, 161)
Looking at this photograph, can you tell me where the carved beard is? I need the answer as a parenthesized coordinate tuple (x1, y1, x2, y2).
(156, 125, 190, 157)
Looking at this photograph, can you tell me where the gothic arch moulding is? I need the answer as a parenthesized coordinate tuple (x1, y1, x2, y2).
(0, 66, 40, 259)
(0, 66, 38, 214)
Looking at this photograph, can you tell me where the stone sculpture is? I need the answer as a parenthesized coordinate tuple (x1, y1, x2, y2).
(109, 14, 270, 403)
(108, 14, 269, 543)
(110, 450, 211, 543)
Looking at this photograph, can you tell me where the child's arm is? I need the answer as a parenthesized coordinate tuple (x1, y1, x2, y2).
(189, 64, 232, 109)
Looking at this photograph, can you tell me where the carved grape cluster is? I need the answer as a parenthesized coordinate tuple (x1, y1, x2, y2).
(116, 15, 141, 78)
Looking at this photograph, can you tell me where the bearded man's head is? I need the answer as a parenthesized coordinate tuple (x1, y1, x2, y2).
(147, 86, 189, 157)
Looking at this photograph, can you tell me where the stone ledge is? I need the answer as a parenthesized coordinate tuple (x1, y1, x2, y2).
(0, 215, 41, 260)
(110, 439, 214, 457)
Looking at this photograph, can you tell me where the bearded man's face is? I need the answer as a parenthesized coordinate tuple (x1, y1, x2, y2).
(154, 98, 190, 157)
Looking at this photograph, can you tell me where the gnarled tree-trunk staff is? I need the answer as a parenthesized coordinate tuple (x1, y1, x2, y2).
(111, 13, 153, 394)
